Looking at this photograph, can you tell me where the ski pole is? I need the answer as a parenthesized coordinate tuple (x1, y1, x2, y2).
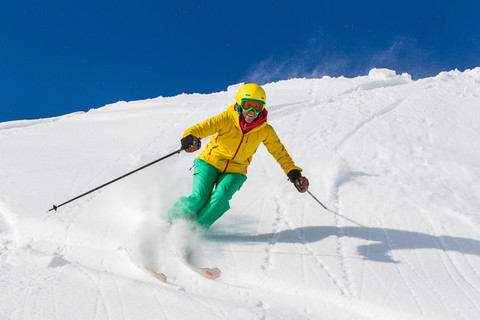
(306, 190, 365, 227)
(306, 190, 327, 209)
(48, 147, 183, 212)
(296, 179, 327, 209)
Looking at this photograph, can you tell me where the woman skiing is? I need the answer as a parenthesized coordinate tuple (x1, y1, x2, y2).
(168, 83, 308, 229)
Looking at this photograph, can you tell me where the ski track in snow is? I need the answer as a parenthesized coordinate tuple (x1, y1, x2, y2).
(1, 68, 480, 319)
(0, 203, 16, 268)
(415, 207, 480, 317)
(274, 195, 348, 297)
(378, 217, 427, 316)
(334, 98, 405, 151)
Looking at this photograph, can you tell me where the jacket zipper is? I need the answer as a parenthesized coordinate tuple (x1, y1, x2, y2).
(223, 123, 247, 173)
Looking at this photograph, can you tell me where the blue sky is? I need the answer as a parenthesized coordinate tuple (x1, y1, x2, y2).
(1, 0, 479, 122)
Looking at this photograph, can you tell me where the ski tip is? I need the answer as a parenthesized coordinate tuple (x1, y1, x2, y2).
(145, 267, 167, 283)
(153, 272, 167, 282)
(204, 267, 221, 279)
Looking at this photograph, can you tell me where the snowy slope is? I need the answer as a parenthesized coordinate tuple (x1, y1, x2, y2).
(1, 68, 480, 319)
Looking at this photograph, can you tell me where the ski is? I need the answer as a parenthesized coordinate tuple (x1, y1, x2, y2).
(186, 262, 222, 280)
(184, 250, 221, 280)
(146, 263, 220, 281)
(145, 267, 168, 283)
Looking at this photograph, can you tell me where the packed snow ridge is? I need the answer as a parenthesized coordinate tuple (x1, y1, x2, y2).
(1, 68, 480, 319)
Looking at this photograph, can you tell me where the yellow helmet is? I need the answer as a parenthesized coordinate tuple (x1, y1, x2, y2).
(235, 83, 266, 106)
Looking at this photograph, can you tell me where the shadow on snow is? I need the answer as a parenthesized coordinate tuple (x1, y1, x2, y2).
(206, 224, 480, 263)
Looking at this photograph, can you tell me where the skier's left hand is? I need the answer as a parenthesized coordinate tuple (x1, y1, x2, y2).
(287, 169, 309, 193)
(295, 176, 309, 193)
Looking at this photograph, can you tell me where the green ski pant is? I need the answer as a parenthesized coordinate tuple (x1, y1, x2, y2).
(167, 158, 247, 229)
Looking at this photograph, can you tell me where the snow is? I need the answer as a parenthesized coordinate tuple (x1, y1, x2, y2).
(1, 68, 480, 319)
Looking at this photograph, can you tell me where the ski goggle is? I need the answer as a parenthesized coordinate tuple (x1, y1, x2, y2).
(240, 99, 265, 113)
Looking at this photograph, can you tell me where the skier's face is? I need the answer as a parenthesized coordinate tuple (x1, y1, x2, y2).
(241, 108, 258, 123)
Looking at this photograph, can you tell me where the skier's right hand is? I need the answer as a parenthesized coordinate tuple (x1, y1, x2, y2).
(181, 135, 201, 153)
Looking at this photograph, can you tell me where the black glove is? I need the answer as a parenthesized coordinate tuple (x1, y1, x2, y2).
(287, 169, 309, 193)
(287, 169, 302, 182)
(181, 135, 201, 153)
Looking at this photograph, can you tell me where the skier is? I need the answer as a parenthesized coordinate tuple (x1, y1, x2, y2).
(167, 83, 309, 230)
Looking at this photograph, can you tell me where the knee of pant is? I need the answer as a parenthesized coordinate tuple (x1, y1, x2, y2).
(214, 174, 246, 200)
(211, 184, 237, 202)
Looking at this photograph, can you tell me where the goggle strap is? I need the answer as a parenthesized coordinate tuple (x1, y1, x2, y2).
(242, 98, 265, 105)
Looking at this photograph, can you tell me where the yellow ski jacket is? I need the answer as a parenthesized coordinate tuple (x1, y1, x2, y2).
(182, 104, 302, 176)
